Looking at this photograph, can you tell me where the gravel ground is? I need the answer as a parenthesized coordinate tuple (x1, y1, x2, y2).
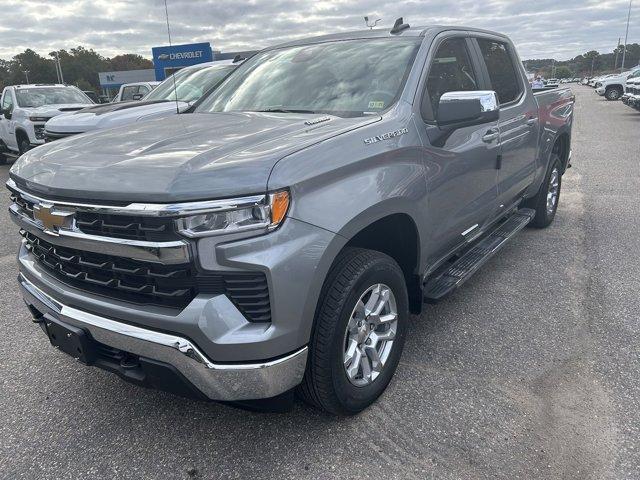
(0, 86, 638, 480)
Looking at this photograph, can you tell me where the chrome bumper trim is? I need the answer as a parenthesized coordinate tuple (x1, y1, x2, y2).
(19, 274, 308, 401)
(9, 204, 191, 264)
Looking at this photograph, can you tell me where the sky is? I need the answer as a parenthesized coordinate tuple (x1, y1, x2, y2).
(0, 0, 638, 61)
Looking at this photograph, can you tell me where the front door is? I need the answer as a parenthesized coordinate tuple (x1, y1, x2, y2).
(415, 35, 500, 265)
(0, 89, 16, 150)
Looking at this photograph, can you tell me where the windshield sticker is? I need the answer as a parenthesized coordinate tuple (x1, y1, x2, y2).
(368, 101, 385, 109)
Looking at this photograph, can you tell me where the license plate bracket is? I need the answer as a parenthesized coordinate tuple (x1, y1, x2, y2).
(45, 318, 97, 365)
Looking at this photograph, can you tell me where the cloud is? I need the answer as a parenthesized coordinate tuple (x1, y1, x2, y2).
(0, 0, 637, 60)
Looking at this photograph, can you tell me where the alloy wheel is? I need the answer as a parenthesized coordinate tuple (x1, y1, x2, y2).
(343, 284, 398, 387)
(546, 167, 560, 215)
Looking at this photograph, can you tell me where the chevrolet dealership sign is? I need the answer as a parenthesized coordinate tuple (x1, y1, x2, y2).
(151, 42, 213, 80)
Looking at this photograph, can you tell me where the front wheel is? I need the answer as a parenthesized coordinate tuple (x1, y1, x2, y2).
(524, 154, 562, 228)
(605, 87, 622, 101)
(18, 137, 31, 155)
(297, 248, 408, 415)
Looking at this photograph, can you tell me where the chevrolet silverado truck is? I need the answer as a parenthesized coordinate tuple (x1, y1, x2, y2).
(0, 84, 93, 164)
(8, 23, 574, 415)
(44, 60, 239, 141)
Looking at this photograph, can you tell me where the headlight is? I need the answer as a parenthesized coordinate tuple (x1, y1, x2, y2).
(29, 116, 50, 122)
(175, 190, 290, 238)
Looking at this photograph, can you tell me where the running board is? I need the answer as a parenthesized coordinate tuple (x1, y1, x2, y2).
(423, 208, 535, 303)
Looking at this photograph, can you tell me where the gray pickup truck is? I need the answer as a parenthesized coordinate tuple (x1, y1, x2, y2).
(8, 22, 574, 415)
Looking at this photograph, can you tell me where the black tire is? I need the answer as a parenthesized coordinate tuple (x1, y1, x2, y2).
(524, 154, 562, 228)
(18, 136, 31, 155)
(0, 153, 6, 165)
(297, 248, 409, 415)
(605, 87, 622, 101)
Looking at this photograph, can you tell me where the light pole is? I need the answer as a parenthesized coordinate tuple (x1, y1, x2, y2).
(621, 0, 633, 71)
(23, 70, 29, 83)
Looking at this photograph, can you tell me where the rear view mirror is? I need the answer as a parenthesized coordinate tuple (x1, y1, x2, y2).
(437, 91, 499, 126)
(427, 91, 499, 147)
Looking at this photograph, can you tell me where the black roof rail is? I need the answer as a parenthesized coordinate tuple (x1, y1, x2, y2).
(232, 54, 246, 63)
(390, 17, 410, 34)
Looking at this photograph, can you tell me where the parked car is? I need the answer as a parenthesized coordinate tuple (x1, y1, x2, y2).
(0, 84, 93, 164)
(595, 68, 640, 100)
(111, 81, 160, 103)
(44, 60, 241, 141)
(622, 71, 640, 109)
(8, 23, 574, 414)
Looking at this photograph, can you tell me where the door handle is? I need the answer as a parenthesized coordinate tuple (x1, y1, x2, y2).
(526, 117, 537, 126)
(482, 128, 499, 143)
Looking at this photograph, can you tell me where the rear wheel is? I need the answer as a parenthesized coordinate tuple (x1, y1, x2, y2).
(298, 248, 408, 415)
(524, 154, 562, 228)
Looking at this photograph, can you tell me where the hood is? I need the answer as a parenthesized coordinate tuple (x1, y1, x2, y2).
(44, 100, 186, 134)
(12, 112, 380, 203)
(26, 103, 91, 118)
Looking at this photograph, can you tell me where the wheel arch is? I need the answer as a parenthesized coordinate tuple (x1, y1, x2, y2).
(337, 208, 423, 314)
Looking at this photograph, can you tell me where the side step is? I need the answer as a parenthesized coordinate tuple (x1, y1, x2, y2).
(423, 208, 535, 303)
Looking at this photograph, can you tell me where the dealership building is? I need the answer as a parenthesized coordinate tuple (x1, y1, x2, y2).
(98, 41, 255, 98)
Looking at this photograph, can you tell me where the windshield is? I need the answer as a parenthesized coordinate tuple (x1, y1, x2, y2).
(146, 65, 236, 103)
(15, 87, 92, 107)
(195, 38, 421, 117)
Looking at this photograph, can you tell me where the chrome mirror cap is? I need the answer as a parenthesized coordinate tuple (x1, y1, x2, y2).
(439, 90, 499, 112)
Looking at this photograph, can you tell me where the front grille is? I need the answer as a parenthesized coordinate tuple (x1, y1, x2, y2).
(75, 212, 177, 241)
(9, 187, 180, 242)
(22, 231, 271, 321)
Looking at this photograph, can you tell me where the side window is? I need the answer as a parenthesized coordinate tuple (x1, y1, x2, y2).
(138, 85, 150, 96)
(120, 86, 138, 101)
(477, 39, 521, 105)
(424, 37, 478, 121)
(2, 90, 14, 112)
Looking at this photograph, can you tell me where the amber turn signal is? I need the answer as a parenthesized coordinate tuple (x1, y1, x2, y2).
(270, 190, 290, 227)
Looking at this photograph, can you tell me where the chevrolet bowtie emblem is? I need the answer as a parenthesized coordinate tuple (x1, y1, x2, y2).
(33, 203, 74, 234)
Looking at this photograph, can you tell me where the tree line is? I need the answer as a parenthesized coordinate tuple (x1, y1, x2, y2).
(524, 43, 640, 78)
(0, 47, 153, 92)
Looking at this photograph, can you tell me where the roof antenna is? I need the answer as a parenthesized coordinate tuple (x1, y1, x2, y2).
(390, 17, 410, 34)
(163, 0, 180, 114)
(364, 16, 381, 29)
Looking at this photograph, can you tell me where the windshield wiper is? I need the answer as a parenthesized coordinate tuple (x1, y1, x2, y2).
(254, 107, 317, 114)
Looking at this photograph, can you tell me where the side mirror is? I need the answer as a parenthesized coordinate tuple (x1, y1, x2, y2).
(427, 91, 499, 147)
(132, 93, 144, 101)
(3, 108, 12, 120)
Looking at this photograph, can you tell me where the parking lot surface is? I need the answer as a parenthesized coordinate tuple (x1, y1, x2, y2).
(1, 86, 638, 480)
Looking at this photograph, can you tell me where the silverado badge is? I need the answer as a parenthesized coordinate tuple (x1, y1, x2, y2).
(363, 127, 409, 145)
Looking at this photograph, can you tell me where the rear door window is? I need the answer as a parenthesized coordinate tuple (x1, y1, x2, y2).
(476, 39, 522, 105)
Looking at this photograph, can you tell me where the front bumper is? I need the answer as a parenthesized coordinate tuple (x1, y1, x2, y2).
(595, 87, 605, 95)
(20, 273, 308, 401)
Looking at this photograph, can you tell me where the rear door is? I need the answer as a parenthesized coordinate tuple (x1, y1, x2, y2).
(473, 36, 538, 211)
(415, 33, 500, 265)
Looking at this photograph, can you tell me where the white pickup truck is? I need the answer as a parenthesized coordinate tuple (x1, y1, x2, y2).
(0, 84, 94, 164)
(44, 60, 239, 142)
(595, 68, 640, 100)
